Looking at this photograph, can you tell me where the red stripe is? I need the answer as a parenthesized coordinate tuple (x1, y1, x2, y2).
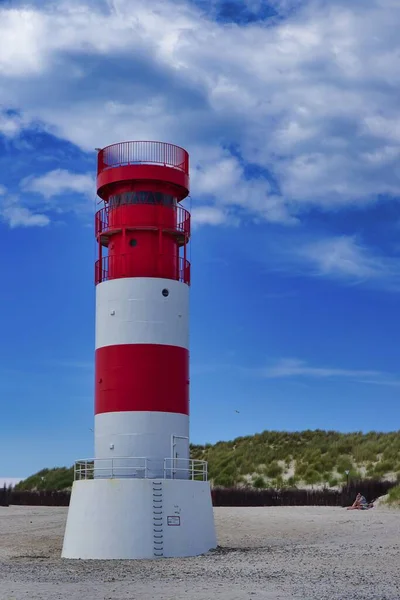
(95, 344, 189, 415)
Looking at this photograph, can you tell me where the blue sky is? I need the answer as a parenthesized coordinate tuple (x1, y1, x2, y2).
(1, 0, 400, 477)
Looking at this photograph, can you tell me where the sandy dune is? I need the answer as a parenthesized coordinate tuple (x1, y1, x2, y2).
(0, 505, 399, 599)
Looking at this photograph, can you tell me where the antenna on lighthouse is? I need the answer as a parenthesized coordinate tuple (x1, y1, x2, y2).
(62, 140, 217, 560)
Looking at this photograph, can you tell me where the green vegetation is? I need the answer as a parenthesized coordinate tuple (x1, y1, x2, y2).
(190, 429, 400, 488)
(14, 429, 400, 491)
(385, 485, 400, 506)
(14, 467, 74, 491)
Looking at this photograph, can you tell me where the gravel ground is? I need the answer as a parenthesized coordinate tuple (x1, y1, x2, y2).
(0, 505, 399, 599)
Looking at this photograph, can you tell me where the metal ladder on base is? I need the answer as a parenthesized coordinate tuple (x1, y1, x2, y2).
(152, 481, 164, 557)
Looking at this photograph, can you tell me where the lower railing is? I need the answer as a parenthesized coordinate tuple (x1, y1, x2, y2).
(95, 254, 191, 285)
(74, 457, 208, 482)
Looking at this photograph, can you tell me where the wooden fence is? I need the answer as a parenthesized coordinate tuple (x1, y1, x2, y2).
(211, 480, 395, 507)
(0, 479, 395, 508)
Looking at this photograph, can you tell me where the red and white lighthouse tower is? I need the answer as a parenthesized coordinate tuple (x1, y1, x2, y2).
(62, 141, 216, 560)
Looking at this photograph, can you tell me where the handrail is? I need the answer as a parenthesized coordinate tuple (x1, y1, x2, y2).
(163, 458, 208, 482)
(95, 254, 191, 286)
(97, 141, 189, 176)
(95, 204, 191, 239)
(74, 457, 208, 481)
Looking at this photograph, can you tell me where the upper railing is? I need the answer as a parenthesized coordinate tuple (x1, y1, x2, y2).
(74, 457, 208, 481)
(97, 141, 189, 176)
(95, 204, 190, 240)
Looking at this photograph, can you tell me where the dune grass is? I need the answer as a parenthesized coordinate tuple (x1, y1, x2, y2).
(385, 485, 400, 506)
(14, 429, 400, 491)
(191, 429, 400, 488)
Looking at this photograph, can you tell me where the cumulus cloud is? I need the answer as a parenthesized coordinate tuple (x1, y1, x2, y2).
(0, 0, 399, 225)
(3, 205, 50, 228)
(21, 169, 95, 199)
(190, 150, 296, 224)
(0, 111, 27, 137)
(3, 169, 97, 225)
(0, 169, 95, 227)
(0, 190, 50, 228)
(191, 205, 232, 226)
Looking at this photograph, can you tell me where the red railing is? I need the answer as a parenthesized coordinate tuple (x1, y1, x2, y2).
(97, 141, 189, 176)
(95, 204, 190, 239)
(95, 254, 191, 286)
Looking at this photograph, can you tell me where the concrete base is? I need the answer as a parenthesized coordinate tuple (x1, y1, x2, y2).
(62, 478, 217, 559)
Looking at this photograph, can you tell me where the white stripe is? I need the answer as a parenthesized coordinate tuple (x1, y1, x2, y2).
(95, 411, 189, 461)
(62, 479, 217, 559)
(95, 277, 189, 350)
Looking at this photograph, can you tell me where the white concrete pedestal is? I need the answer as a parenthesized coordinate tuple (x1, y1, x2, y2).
(62, 478, 217, 559)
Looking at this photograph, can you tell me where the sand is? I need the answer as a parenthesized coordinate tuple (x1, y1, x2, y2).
(0, 505, 399, 599)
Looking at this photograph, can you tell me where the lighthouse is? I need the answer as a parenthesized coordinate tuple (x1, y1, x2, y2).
(62, 140, 217, 559)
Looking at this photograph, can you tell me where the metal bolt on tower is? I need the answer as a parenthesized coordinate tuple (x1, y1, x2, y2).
(62, 141, 216, 560)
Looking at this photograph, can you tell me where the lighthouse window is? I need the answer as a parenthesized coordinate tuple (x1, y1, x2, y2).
(129, 239, 137, 247)
(108, 191, 177, 207)
(162, 288, 169, 297)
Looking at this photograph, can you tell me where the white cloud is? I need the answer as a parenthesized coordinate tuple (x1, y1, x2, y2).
(0, 169, 97, 227)
(21, 169, 95, 199)
(2, 205, 50, 228)
(0, 111, 26, 137)
(0, 0, 400, 223)
(0, 170, 95, 228)
(48, 359, 93, 370)
(193, 355, 400, 386)
(257, 233, 400, 291)
(191, 150, 297, 224)
(262, 358, 380, 379)
(0, 0, 398, 226)
(259, 357, 400, 386)
(297, 235, 387, 280)
(191, 206, 231, 226)
(0, 191, 50, 228)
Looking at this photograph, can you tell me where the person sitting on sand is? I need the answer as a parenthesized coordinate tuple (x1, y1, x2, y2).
(346, 492, 374, 510)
